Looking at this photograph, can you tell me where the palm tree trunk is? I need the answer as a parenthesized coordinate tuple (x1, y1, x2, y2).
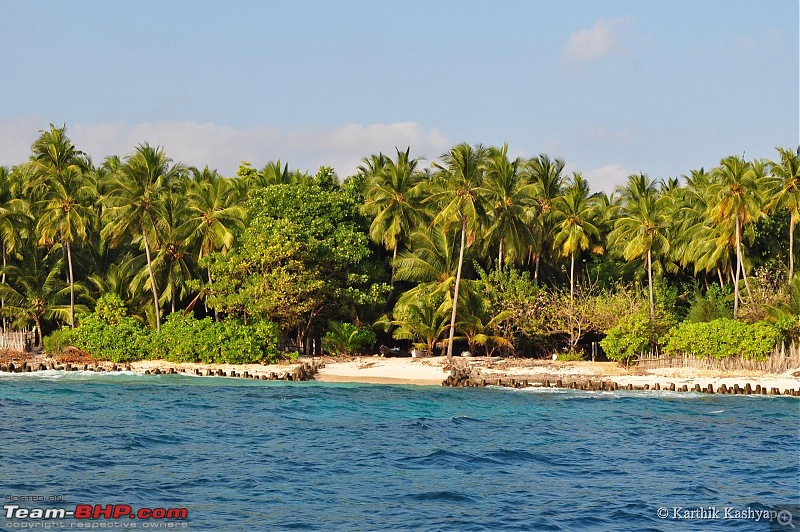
(647, 248, 655, 320)
(498, 240, 504, 271)
(569, 253, 575, 302)
(534, 255, 540, 282)
(66, 241, 75, 328)
(790, 210, 795, 281)
(446, 216, 468, 360)
(2, 243, 6, 337)
(35, 317, 43, 348)
(207, 264, 219, 322)
(717, 267, 724, 289)
(734, 215, 741, 319)
(142, 227, 161, 332)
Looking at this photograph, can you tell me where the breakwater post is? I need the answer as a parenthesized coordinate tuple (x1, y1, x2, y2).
(0, 359, 325, 382)
(440, 367, 800, 396)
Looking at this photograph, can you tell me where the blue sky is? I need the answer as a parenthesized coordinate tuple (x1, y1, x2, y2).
(1, 0, 797, 191)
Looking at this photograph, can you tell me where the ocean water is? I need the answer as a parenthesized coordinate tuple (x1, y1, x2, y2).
(0, 372, 798, 531)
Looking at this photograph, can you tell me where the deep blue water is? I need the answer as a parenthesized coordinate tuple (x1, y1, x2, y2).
(0, 372, 798, 531)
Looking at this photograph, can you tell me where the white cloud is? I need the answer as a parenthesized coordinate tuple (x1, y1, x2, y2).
(582, 163, 632, 194)
(561, 18, 631, 70)
(0, 118, 451, 178)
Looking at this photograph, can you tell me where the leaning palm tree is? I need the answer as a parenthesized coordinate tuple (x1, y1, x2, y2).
(361, 148, 426, 273)
(428, 143, 488, 359)
(101, 143, 184, 332)
(767, 146, 800, 281)
(482, 144, 537, 269)
(552, 173, 601, 302)
(708, 156, 765, 318)
(608, 174, 672, 319)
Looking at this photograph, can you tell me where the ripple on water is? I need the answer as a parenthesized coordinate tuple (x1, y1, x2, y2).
(0, 375, 797, 531)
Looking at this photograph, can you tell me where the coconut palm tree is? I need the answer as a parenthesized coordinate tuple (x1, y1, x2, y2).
(29, 125, 93, 327)
(0, 245, 82, 347)
(482, 144, 537, 270)
(180, 167, 245, 319)
(428, 143, 488, 359)
(708, 156, 766, 318)
(389, 293, 450, 357)
(101, 143, 184, 332)
(608, 174, 672, 319)
(552, 173, 600, 301)
(527, 154, 567, 280)
(0, 166, 32, 277)
(361, 148, 425, 272)
(767, 146, 800, 281)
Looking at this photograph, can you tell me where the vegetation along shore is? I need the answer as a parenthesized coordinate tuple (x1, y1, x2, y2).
(0, 124, 799, 384)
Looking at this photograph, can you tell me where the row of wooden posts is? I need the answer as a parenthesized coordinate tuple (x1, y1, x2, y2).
(442, 368, 800, 396)
(1, 361, 796, 396)
(0, 360, 323, 382)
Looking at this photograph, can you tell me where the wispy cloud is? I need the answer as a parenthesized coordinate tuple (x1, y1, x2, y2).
(582, 163, 632, 194)
(561, 18, 631, 70)
(0, 119, 451, 178)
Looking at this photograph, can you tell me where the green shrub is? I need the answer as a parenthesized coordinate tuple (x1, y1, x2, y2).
(94, 293, 129, 325)
(43, 328, 77, 355)
(599, 313, 651, 363)
(73, 314, 151, 363)
(556, 351, 586, 361)
(687, 285, 732, 323)
(322, 321, 377, 355)
(153, 313, 216, 363)
(663, 318, 780, 361)
(153, 314, 281, 364)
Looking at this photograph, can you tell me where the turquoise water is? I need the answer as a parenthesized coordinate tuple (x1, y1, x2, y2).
(0, 372, 798, 531)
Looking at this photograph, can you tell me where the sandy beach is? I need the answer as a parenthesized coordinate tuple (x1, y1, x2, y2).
(2, 349, 799, 393)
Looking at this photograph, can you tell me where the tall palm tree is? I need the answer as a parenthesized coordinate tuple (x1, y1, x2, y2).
(527, 154, 567, 280)
(608, 174, 672, 319)
(362, 148, 425, 272)
(552, 173, 600, 301)
(35, 166, 96, 328)
(101, 143, 184, 332)
(482, 144, 536, 269)
(429, 143, 488, 359)
(29, 125, 93, 328)
(767, 146, 800, 281)
(709, 156, 765, 318)
(181, 167, 245, 319)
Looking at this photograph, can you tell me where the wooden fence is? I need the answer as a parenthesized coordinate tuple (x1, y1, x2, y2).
(636, 343, 800, 373)
(0, 331, 36, 352)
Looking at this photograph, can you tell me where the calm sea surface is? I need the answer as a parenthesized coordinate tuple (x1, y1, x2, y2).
(1, 372, 798, 531)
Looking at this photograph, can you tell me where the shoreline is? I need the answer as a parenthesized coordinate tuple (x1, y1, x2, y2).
(1, 351, 799, 396)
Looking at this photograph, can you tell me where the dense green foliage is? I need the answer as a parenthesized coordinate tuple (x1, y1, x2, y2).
(322, 321, 377, 355)
(3, 125, 799, 362)
(664, 319, 781, 360)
